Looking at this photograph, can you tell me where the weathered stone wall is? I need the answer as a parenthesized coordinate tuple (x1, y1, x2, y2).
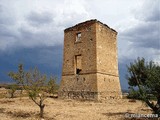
(96, 23, 118, 76)
(96, 73, 122, 100)
(95, 22, 122, 100)
(59, 74, 98, 100)
(62, 21, 97, 75)
(59, 19, 122, 100)
(59, 20, 99, 100)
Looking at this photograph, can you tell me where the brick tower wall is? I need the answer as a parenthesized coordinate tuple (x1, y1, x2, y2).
(95, 23, 122, 100)
(59, 21, 99, 100)
(58, 20, 122, 100)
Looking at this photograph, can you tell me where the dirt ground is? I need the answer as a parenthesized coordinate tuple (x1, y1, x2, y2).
(0, 96, 154, 120)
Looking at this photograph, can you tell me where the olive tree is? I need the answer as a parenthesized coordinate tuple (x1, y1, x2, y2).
(126, 57, 160, 115)
(8, 64, 53, 118)
(8, 64, 24, 97)
(47, 76, 59, 97)
(7, 84, 18, 98)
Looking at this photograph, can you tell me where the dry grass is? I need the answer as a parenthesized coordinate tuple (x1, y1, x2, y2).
(0, 88, 156, 120)
(0, 96, 155, 120)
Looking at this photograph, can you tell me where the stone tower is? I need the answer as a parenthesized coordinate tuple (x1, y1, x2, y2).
(59, 19, 122, 100)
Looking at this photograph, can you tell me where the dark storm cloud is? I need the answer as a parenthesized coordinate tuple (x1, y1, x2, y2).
(0, 8, 63, 51)
(0, 25, 18, 51)
(146, 8, 160, 22)
(0, 45, 63, 83)
(0, 0, 158, 91)
(0, 1, 89, 51)
(118, 0, 160, 88)
(118, 60, 129, 90)
(0, 25, 15, 38)
(123, 22, 160, 49)
(27, 11, 53, 26)
(17, 25, 63, 48)
(121, 0, 160, 51)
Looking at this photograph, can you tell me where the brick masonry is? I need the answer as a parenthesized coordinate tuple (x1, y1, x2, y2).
(58, 19, 122, 100)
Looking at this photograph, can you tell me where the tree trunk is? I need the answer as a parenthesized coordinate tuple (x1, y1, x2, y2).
(40, 104, 45, 118)
(145, 96, 160, 115)
(155, 96, 160, 115)
(11, 91, 14, 98)
(157, 95, 160, 106)
(19, 89, 23, 100)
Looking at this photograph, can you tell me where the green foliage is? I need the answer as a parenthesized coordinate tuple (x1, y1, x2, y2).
(8, 64, 57, 118)
(8, 64, 25, 98)
(25, 67, 47, 102)
(24, 67, 47, 118)
(126, 57, 160, 115)
(8, 64, 24, 85)
(47, 76, 57, 94)
(127, 87, 141, 99)
(8, 84, 18, 98)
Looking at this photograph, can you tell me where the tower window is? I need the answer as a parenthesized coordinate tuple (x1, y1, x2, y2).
(76, 32, 81, 42)
(75, 55, 82, 74)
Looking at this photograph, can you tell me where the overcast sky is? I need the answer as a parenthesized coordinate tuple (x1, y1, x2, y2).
(0, 0, 159, 89)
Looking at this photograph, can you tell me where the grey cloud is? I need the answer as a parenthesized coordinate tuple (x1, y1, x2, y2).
(0, 4, 2, 11)
(135, 0, 160, 22)
(17, 26, 63, 48)
(0, 24, 19, 51)
(27, 11, 53, 26)
(0, 45, 63, 83)
(121, 0, 160, 51)
(146, 8, 160, 22)
(0, 25, 17, 38)
(0, 4, 15, 25)
(118, 0, 160, 65)
(0, 0, 90, 52)
(0, 3, 18, 50)
(122, 22, 160, 49)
